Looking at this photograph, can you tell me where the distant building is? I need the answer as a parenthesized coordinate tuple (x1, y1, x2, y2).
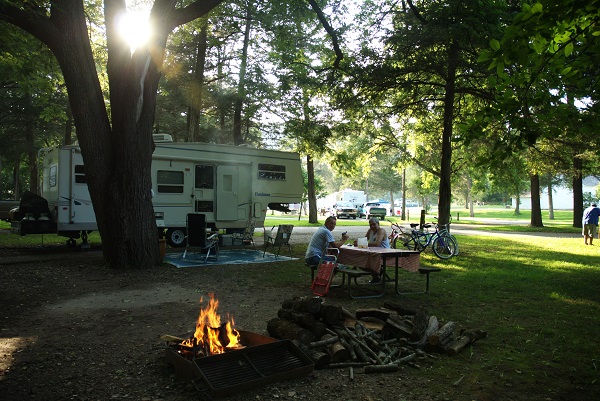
(513, 176, 599, 209)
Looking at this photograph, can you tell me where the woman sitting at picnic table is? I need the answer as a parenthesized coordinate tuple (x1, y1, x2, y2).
(353, 218, 389, 283)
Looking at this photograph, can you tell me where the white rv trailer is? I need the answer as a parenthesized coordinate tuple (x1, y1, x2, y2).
(11, 136, 303, 247)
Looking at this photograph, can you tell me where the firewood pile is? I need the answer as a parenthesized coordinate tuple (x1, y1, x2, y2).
(266, 296, 487, 373)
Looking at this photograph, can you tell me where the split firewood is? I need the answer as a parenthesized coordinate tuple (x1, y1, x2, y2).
(446, 329, 487, 356)
(429, 321, 456, 346)
(417, 316, 439, 347)
(410, 307, 429, 341)
(267, 317, 314, 345)
(383, 314, 412, 338)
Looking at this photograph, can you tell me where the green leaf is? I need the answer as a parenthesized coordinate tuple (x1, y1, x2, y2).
(564, 42, 574, 57)
(560, 66, 572, 75)
(531, 2, 543, 14)
(490, 39, 501, 51)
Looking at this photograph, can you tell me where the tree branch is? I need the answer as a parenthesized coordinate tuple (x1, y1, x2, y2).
(306, 0, 344, 69)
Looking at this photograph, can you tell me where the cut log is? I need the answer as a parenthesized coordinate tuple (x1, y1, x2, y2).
(298, 345, 331, 369)
(281, 296, 322, 315)
(429, 321, 456, 346)
(446, 329, 487, 356)
(320, 305, 344, 326)
(267, 317, 314, 345)
(383, 315, 412, 339)
(364, 364, 398, 374)
(410, 307, 429, 340)
(277, 308, 316, 328)
(417, 315, 439, 347)
(322, 334, 350, 363)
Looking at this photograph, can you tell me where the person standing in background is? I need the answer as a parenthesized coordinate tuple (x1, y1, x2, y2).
(582, 203, 600, 245)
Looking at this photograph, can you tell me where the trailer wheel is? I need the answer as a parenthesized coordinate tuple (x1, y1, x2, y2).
(166, 228, 186, 248)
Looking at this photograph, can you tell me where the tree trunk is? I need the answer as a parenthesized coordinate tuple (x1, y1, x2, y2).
(307, 155, 318, 224)
(233, 6, 252, 145)
(187, 23, 208, 142)
(437, 40, 459, 227)
(530, 173, 543, 227)
(572, 156, 583, 228)
(547, 173, 554, 220)
(25, 110, 38, 194)
(401, 169, 406, 220)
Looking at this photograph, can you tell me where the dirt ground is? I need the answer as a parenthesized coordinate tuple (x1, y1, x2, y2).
(1, 237, 458, 401)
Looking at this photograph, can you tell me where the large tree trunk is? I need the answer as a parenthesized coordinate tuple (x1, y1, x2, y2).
(530, 173, 543, 227)
(437, 40, 459, 226)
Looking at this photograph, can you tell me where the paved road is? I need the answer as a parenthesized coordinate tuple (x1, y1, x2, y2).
(280, 222, 580, 246)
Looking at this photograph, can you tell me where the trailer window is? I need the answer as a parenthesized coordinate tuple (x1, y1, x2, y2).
(257, 163, 286, 180)
(74, 165, 86, 184)
(157, 170, 184, 193)
(49, 165, 57, 187)
(195, 165, 214, 189)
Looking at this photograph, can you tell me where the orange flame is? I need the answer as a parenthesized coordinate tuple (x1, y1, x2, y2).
(181, 293, 241, 355)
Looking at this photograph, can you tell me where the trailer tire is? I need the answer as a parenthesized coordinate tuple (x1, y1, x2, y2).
(166, 228, 186, 248)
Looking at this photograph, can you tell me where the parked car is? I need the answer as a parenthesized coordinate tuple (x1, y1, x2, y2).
(0, 200, 20, 222)
(358, 202, 387, 219)
(334, 201, 358, 219)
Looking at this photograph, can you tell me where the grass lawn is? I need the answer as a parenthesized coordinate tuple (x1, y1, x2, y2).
(2, 208, 599, 399)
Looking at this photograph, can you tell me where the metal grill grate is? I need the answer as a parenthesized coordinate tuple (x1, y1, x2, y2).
(165, 331, 314, 397)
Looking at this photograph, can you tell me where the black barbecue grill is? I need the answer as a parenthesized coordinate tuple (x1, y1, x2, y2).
(165, 330, 314, 397)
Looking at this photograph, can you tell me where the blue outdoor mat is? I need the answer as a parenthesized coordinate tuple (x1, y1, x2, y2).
(164, 249, 297, 268)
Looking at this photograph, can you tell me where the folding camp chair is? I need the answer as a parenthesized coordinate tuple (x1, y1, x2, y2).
(231, 220, 256, 251)
(263, 224, 293, 258)
(182, 213, 219, 262)
(311, 248, 342, 296)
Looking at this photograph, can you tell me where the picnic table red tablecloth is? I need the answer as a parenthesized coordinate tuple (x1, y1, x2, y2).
(336, 246, 420, 275)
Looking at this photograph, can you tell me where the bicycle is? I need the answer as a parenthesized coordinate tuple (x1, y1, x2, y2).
(434, 216, 459, 256)
(390, 221, 457, 259)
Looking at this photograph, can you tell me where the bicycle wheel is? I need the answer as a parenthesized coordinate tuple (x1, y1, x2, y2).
(449, 234, 459, 256)
(432, 235, 456, 259)
(402, 235, 419, 251)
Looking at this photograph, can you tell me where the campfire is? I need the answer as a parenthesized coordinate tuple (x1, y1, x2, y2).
(163, 294, 314, 397)
(179, 293, 242, 357)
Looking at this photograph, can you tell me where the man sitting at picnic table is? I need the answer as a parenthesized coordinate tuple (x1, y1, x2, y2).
(305, 216, 349, 266)
(353, 218, 390, 284)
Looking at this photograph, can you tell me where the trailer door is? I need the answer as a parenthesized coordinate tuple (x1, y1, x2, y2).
(216, 165, 238, 221)
(69, 149, 95, 226)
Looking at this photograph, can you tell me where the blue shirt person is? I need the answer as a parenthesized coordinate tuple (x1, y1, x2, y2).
(582, 203, 600, 245)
